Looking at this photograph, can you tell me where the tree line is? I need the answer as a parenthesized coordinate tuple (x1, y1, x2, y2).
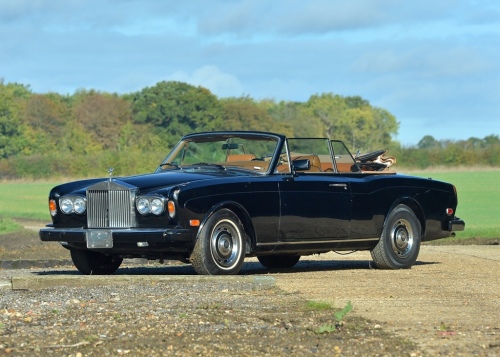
(0, 80, 498, 179)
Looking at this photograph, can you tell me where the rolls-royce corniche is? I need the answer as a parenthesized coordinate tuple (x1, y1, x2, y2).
(39, 131, 465, 275)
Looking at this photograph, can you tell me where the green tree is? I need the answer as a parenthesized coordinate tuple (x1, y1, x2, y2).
(220, 97, 293, 135)
(306, 93, 349, 140)
(304, 93, 398, 151)
(0, 82, 31, 158)
(417, 135, 440, 149)
(483, 134, 500, 146)
(61, 122, 102, 155)
(344, 96, 369, 109)
(266, 100, 322, 137)
(20, 93, 69, 154)
(344, 106, 376, 149)
(72, 91, 132, 149)
(371, 107, 399, 148)
(126, 81, 223, 145)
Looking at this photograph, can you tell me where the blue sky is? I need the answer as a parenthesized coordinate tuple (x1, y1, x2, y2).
(1, 0, 499, 145)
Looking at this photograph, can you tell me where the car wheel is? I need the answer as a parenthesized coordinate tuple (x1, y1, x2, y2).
(371, 204, 421, 269)
(70, 249, 123, 275)
(257, 255, 300, 269)
(190, 209, 246, 275)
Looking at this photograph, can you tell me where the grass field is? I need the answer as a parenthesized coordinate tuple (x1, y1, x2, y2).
(0, 182, 58, 222)
(1, 170, 499, 239)
(409, 170, 500, 240)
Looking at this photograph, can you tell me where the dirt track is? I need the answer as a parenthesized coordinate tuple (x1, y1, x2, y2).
(272, 245, 500, 355)
(1, 240, 499, 355)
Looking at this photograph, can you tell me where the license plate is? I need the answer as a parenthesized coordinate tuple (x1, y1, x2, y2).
(86, 230, 113, 248)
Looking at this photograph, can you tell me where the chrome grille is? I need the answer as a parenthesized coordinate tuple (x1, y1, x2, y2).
(86, 180, 137, 228)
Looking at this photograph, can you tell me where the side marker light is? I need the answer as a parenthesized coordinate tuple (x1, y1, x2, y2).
(190, 219, 200, 227)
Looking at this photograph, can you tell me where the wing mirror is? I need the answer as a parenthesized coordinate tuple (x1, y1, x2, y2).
(222, 143, 240, 150)
(292, 159, 310, 171)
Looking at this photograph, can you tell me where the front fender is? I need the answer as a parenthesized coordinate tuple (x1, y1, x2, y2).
(195, 201, 256, 254)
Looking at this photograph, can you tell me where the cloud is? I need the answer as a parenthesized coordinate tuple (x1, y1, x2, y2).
(167, 65, 245, 98)
(0, 0, 499, 144)
(194, 0, 465, 37)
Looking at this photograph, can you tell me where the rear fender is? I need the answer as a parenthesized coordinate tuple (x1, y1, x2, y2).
(384, 198, 426, 238)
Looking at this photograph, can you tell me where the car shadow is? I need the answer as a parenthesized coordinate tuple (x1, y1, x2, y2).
(242, 259, 438, 275)
(34, 258, 439, 276)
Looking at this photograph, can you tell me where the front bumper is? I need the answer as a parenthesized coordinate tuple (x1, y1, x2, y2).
(39, 226, 194, 248)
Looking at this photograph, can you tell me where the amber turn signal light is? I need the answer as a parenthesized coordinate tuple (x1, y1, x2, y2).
(49, 199, 57, 217)
(168, 200, 176, 218)
(190, 219, 200, 227)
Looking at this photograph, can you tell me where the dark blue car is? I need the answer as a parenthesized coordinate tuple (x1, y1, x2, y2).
(40, 131, 465, 275)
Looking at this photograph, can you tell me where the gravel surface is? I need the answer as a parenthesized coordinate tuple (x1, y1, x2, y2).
(1, 245, 499, 356)
(274, 246, 500, 356)
(0, 270, 415, 356)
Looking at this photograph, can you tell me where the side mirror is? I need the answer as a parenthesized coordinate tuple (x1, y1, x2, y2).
(292, 159, 310, 171)
(222, 143, 240, 150)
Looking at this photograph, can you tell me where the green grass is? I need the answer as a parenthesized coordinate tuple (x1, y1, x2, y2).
(0, 182, 58, 221)
(409, 170, 500, 239)
(0, 217, 23, 234)
(1, 170, 499, 239)
(306, 300, 332, 311)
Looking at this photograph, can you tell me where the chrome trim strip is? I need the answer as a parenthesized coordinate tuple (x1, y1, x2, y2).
(256, 237, 379, 246)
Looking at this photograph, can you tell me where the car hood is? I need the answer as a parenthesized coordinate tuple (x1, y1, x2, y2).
(52, 168, 258, 196)
(121, 169, 239, 191)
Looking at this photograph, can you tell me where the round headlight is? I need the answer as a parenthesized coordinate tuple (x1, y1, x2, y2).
(73, 197, 86, 214)
(150, 198, 165, 215)
(137, 197, 151, 215)
(60, 198, 74, 214)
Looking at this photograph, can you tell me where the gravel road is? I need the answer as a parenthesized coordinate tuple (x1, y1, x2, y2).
(273, 245, 500, 356)
(1, 245, 499, 356)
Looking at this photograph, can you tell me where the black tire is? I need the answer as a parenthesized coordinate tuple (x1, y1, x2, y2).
(70, 249, 123, 275)
(257, 255, 300, 269)
(190, 209, 246, 275)
(371, 204, 422, 269)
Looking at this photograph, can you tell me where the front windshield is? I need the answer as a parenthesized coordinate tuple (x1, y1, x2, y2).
(158, 134, 280, 173)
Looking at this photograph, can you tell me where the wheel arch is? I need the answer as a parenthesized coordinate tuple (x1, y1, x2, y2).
(386, 197, 426, 238)
(196, 200, 256, 254)
(371, 197, 424, 269)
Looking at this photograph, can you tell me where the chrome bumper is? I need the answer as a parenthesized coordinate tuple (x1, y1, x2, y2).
(39, 226, 194, 246)
(448, 218, 465, 232)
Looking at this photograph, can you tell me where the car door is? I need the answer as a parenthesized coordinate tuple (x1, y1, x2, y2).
(278, 172, 352, 241)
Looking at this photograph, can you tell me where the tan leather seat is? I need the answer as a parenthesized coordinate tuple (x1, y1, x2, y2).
(227, 154, 256, 162)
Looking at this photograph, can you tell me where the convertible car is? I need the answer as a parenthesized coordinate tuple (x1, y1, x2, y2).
(39, 131, 465, 275)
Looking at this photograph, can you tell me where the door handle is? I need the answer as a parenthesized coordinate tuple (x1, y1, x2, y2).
(329, 183, 347, 190)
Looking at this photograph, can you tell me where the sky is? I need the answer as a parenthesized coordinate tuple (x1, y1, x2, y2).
(1, 0, 499, 146)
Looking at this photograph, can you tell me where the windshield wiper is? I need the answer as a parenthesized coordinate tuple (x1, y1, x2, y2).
(159, 162, 181, 169)
(190, 163, 226, 170)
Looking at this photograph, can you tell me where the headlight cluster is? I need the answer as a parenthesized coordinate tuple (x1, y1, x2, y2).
(136, 196, 167, 216)
(59, 196, 86, 215)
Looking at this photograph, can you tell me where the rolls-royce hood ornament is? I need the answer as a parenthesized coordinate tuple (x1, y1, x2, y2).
(108, 167, 114, 181)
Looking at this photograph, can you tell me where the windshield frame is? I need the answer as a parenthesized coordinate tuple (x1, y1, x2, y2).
(156, 131, 286, 175)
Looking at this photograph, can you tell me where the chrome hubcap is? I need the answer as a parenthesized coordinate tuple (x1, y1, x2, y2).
(210, 219, 241, 269)
(390, 219, 414, 258)
(217, 233, 232, 256)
